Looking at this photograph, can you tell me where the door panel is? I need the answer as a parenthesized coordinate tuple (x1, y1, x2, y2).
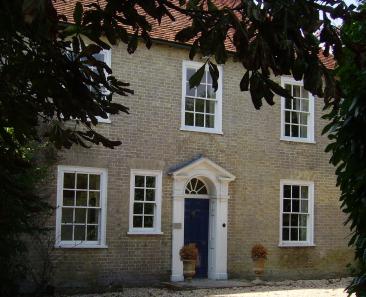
(184, 198, 209, 277)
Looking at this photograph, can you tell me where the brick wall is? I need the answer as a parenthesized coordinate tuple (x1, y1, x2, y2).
(46, 42, 353, 288)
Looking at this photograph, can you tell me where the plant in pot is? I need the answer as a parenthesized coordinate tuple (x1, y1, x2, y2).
(180, 243, 198, 281)
(251, 244, 268, 281)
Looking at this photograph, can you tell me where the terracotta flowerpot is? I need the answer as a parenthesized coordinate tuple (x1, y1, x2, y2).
(253, 257, 266, 279)
(182, 259, 196, 281)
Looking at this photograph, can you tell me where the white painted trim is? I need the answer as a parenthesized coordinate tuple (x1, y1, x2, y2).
(128, 169, 163, 234)
(280, 76, 315, 143)
(279, 179, 315, 247)
(96, 49, 112, 123)
(170, 157, 235, 281)
(55, 165, 108, 248)
(181, 60, 223, 134)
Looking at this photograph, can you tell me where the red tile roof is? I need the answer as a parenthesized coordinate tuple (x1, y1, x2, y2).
(54, 0, 335, 69)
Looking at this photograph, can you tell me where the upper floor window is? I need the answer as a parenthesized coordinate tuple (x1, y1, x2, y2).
(280, 180, 314, 247)
(128, 170, 163, 235)
(55, 166, 108, 248)
(181, 61, 223, 134)
(280, 77, 315, 143)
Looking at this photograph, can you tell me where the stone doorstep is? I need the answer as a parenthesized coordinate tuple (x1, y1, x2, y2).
(161, 279, 253, 290)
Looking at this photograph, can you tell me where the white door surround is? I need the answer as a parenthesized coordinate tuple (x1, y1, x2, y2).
(169, 157, 235, 281)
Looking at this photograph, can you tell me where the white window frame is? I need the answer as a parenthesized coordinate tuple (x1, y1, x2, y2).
(94, 49, 112, 124)
(181, 60, 223, 134)
(280, 76, 315, 143)
(128, 169, 163, 235)
(55, 165, 108, 248)
(279, 179, 315, 247)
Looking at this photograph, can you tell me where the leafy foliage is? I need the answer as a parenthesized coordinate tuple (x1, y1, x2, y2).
(323, 2, 366, 295)
(2, 0, 366, 295)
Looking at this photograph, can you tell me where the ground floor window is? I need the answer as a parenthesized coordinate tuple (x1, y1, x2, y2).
(128, 169, 163, 234)
(55, 166, 107, 248)
(280, 180, 314, 247)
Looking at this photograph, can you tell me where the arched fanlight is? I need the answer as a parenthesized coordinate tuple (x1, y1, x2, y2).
(185, 178, 208, 195)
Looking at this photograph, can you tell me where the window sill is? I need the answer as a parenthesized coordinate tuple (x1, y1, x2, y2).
(127, 231, 164, 236)
(280, 137, 316, 144)
(55, 243, 108, 249)
(180, 126, 223, 135)
(278, 242, 315, 248)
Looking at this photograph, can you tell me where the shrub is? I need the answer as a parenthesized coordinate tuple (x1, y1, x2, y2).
(251, 244, 268, 260)
(180, 243, 198, 261)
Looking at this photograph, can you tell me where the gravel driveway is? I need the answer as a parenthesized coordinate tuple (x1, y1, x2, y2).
(63, 278, 354, 297)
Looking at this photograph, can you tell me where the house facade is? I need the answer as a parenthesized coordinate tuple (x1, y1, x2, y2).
(45, 40, 354, 288)
(47, 3, 353, 287)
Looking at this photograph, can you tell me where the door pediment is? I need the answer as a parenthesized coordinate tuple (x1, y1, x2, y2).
(169, 156, 235, 181)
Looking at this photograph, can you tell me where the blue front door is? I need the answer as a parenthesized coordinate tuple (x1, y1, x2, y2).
(184, 198, 209, 277)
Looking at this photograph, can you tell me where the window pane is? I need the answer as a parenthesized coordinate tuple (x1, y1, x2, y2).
(195, 113, 204, 127)
(64, 173, 75, 189)
(185, 98, 194, 111)
(301, 186, 308, 199)
(283, 214, 290, 226)
(133, 203, 143, 214)
(291, 214, 299, 226)
(77, 174, 88, 189)
(283, 199, 291, 212)
(61, 225, 73, 240)
(133, 216, 143, 228)
(89, 191, 100, 207)
(87, 225, 98, 241)
(299, 228, 307, 241)
(146, 176, 156, 188)
(285, 124, 291, 136)
(285, 98, 292, 109)
(282, 228, 289, 240)
(285, 111, 291, 123)
(299, 214, 307, 227)
(207, 85, 216, 99)
(206, 100, 215, 114)
(291, 112, 299, 124)
(292, 199, 300, 212)
(300, 200, 308, 213)
(135, 189, 144, 201)
(74, 225, 86, 241)
(207, 71, 212, 84)
(300, 126, 308, 138)
(290, 228, 299, 241)
(292, 186, 300, 198)
(185, 112, 194, 126)
(302, 99, 309, 111)
(284, 185, 291, 198)
(291, 125, 299, 137)
(299, 113, 307, 125)
(146, 189, 155, 201)
(195, 99, 205, 112)
(285, 84, 291, 93)
(293, 85, 300, 97)
(75, 208, 86, 223)
(89, 174, 100, 190)
(144, 216, 154, 228)
(87, 209, 99, 224)
(76, 191, 87, 206)
(206, 115, 215, 128)
(301, 86, 309, 98)
(186, 68, 195, 81)
(63, 190, 75, 206)
(135, 176, 144, 187)
(62, 208, 73, 224)
(144, 203, 154, 215)
(186, 83, 196, 97)
(197, 84, 206, 98)
(293, 98, 301, 110)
